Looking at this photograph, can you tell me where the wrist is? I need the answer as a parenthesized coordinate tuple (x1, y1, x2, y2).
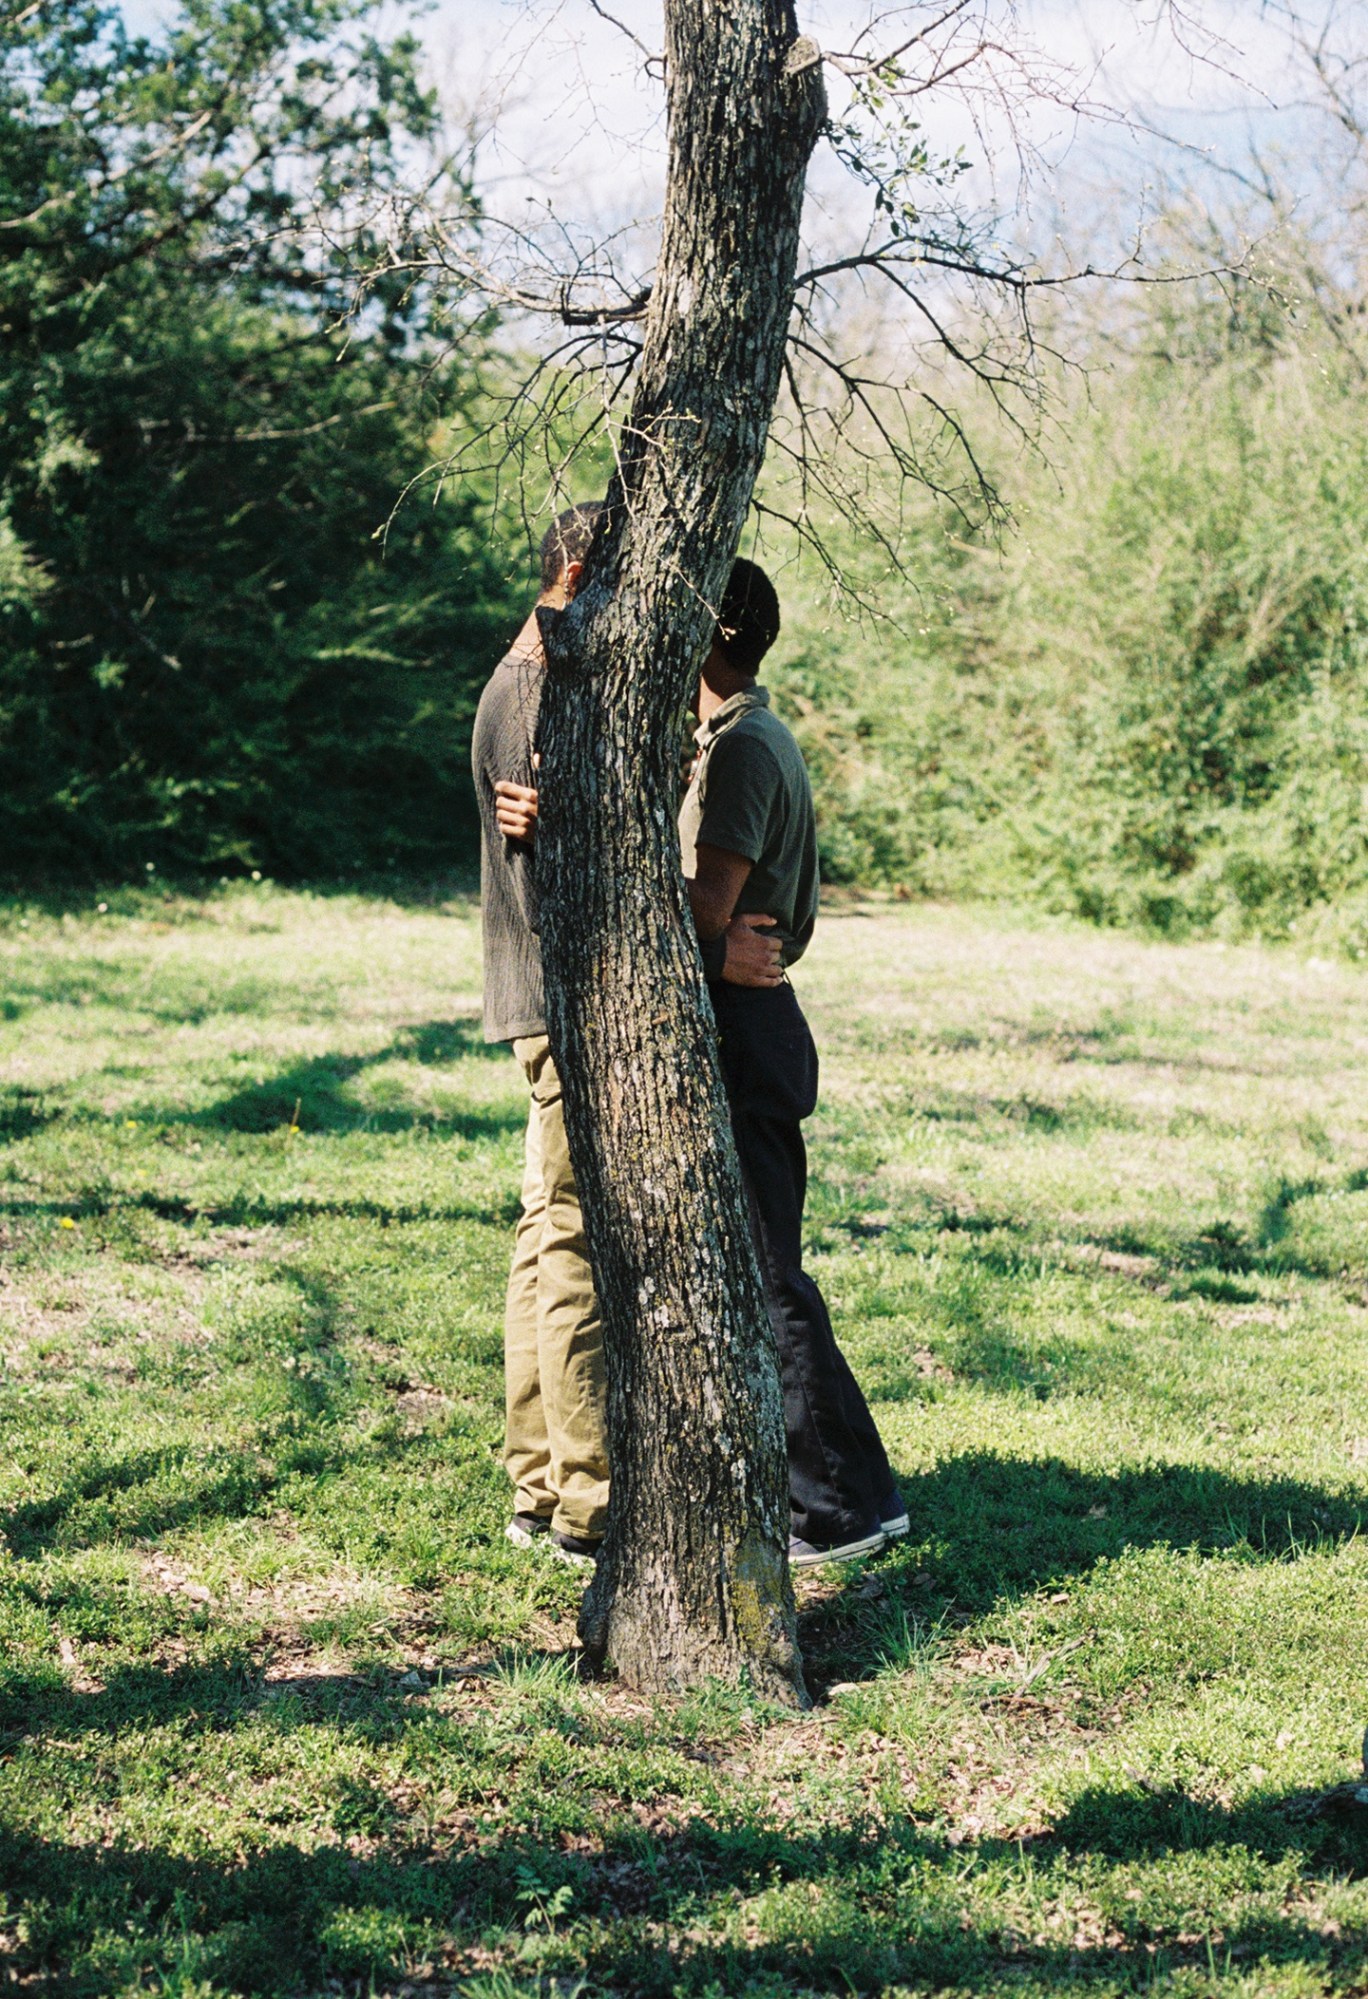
(699, 933, 726, 981)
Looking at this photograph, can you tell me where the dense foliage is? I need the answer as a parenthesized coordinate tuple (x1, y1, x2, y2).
(0, 0, 516, 878)
(773, 333, 1368, 955)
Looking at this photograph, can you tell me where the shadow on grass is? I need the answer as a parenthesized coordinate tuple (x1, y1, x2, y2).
(0, 1779, 1362, 1997)
(3, 1436, 349, 1564)
(0, 868, 481, 918)
(0, 953, 298, 1026)
(0, 1016, 517, 1145)
(1049, 1779, 1367, 1858)
(878, 1162, 1368, 1296)
(10, 1440, 1360, 1670)
(0, 1188, 522, 1231)
(933, 1444, 1368, 1582)
(796, 1450, 1366, 1670)
(3, 1383, 444, 1563)
(0, 1086, 58, 1141)
(1, 1448, 274, 1564)
(913, 1089, 1145, 1136)
(0, 1656, 445, 1744)
(4, 1443, 1366, 1990)
(143, 1018, 518, 1140)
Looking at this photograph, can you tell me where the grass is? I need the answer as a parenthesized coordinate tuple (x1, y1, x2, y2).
(2, 881, 1367, 1998)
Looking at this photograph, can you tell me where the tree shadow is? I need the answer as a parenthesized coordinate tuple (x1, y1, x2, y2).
(3, 1438, 335, 1566)
(0, 953, 299, 1027)
(0, 872, 480, 921)
(0, 1085, 58, 1141)
(915, 1017, 1310, 1086)
(874, 1163, 1368, 1300)
(0, 1655, 446, 1744)
(2, 1316, 444, 1564)
(1, 1447, 267, 1563)
(1083, 1171, 1368, 1285)
(911, 1088, 1145, 1136)
(5, 1434, 1366, 1992)
(0, 1646, 581, 1748)
(122, 1017, 520, 1140)
(0, 1187, 522, 1229)
(797, 1449, 1366, 1668)
(0, 1013, 518, 1148)
(1048, 1779, 1368, 1861)
(0, 1776, 1362, 1996)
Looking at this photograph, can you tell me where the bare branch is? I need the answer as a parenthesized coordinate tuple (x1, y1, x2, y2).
(586, 0, 659, 71)
(824, 2, 977, 79)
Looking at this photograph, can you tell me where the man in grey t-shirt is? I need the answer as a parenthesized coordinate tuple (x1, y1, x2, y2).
(471, 505, 609, 1564)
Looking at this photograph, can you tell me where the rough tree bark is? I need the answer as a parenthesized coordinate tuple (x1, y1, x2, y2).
(534, 1, 826, 1699)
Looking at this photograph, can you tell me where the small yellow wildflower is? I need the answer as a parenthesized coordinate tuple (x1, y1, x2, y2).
(59, 1216, 76, 1230)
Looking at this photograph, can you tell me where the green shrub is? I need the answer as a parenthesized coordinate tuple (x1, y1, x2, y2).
(768, 344, 1368, 953)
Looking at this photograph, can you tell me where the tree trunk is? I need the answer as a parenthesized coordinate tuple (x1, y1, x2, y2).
(534, 2, 826, 1701)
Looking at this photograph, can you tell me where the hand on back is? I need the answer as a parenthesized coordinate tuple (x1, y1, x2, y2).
(495, 779, 539, 844)
(722, 912, 782, 988)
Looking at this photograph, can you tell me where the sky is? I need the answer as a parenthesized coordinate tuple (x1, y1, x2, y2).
(429, 0, 1303, 222)
(117, 0, 1307, 170)
(117, 0, 1329, 277)
(417, 0, 1328, 321)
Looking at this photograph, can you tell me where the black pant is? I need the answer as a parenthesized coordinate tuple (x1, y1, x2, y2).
(711, 981, 894, 1546)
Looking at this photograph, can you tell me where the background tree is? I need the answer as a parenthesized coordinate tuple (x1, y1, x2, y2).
(0, 0, 514, 878)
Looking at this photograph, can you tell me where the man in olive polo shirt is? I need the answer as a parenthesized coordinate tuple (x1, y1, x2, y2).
(681, 558, 904, 1567)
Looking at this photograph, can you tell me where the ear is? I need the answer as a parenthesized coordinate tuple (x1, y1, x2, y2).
(563, 559, 585, 601)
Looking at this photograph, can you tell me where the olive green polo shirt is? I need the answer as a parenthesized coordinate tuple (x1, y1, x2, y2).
(678, 685, 820, 966)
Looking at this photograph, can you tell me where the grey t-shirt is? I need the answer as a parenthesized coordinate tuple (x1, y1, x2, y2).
(678, 686, 820, 966)
(471, 648, 545, 1043)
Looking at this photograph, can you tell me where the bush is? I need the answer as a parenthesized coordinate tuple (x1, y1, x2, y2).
(768, 343, 1368, 953)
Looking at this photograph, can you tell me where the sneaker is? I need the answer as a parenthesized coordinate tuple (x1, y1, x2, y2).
(505, 1512, 552, 1549)
(789, 1529, 886, 1570)
(550, 1529, 602, 1568)
(879, 1490, 910, 1539)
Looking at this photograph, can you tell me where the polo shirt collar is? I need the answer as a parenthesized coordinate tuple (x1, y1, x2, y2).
(694, 683, 769, 746)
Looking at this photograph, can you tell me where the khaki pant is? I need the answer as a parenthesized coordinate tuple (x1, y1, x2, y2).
(504, 1035, 609, 1539)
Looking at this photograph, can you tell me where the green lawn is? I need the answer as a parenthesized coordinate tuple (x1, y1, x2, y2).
(2, 884, 1366, 1998)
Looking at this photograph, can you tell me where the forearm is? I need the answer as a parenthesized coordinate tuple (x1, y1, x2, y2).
(686, 876, 729, 942)
(686, 877, 731, 979)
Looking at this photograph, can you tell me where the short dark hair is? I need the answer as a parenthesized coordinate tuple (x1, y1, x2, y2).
(539, 503, 604, 593)
(715, 557, 780, 674)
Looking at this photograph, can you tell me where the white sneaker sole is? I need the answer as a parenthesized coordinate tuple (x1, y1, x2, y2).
(504, 1519, 547, 1549)
(790, 1530, 887, 1570)
(881, 1512, 910, 1539)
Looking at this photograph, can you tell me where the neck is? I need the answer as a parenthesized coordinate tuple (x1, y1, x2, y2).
(509, 610, 543, 663)
(509, 586, 566, 665)
(697, 654, 757, 724)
